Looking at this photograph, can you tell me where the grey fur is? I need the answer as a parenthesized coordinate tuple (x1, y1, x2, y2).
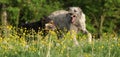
(48, 7, 92, 45)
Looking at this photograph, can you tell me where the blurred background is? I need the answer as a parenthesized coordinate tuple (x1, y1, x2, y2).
(0, 0, 120, 38)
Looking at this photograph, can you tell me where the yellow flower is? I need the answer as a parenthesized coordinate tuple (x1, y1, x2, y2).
(84, 53, 92, 57)
(66, 53, 69, 57)
(63, 45, 66, 49)
(15, 51, 18, 54)
(111, 44, 114, 47)
(0, 38, 2, 42)
(49, 31, 56, 35)
(106, 40, 109, 42)
(2, 45, 8, 50)
(7, 25, 12, 30)
(8, 45, 13, 49)
(118, 44, 120, 46)
(98, 46, 101, 49)
(101, 45, 104, 49)
(23, 33, 26, 35)
(61, 50, 63, 54)
(29, 46, 36, 52)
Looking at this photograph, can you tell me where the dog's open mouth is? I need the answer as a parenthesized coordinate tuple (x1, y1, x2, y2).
(70, 14, 77, 25)
(68, 13, 77, 24)
(71, 15, 76, 23)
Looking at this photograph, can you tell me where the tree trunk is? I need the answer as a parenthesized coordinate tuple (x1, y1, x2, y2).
(16, 9, 20, 29)
(1, 4, 8, 38)
(98, 14, 105, 39)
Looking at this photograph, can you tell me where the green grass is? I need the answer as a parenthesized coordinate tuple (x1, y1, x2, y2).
(0, 26, 120, 57)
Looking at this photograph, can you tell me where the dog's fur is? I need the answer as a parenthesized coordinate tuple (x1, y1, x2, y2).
(18, 16, 55, 34)
(48, 7, 92, 45)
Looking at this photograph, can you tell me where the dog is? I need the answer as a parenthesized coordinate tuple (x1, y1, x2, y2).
(48, 7, 92, 46)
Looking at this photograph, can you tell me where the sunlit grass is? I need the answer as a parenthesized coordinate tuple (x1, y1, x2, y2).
(0, 25, 120, 57)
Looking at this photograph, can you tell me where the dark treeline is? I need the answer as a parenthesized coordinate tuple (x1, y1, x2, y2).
(0, 0, 120, 38)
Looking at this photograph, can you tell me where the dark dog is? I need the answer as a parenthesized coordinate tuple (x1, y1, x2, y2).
(18, 16, 56, 36)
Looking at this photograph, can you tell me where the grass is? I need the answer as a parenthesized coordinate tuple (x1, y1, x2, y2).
(0, 25, 120, 57)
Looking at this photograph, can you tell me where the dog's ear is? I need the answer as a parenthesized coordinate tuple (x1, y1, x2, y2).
(42, 16, 53, 23)
(77, 7, 83, 15)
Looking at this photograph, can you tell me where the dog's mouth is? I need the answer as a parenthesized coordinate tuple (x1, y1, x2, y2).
(71, 14, 77, 23)
(68, 13, 77, 24)
(71, 15, 76, 23)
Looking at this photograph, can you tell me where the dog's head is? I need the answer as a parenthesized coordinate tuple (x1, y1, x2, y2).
(39, 16, 56, 31)
(67, 7, 83, 24)
(68, 7, 82, 14)
(45, 20, 56, 31)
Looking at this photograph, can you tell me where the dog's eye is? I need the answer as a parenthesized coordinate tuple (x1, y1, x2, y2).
(74, 10, 77, 12)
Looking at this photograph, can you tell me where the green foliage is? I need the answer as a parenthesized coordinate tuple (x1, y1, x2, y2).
(0, 0, 9, 4)
(0, 1, 120, 56)
(0, 0, 120, 34)
(0, 0, 62, 25)
(0, 26, 120, 57)
(7, 7, 20, 26)
(63, 0, 120, 34)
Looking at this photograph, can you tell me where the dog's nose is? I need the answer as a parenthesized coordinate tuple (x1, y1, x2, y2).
(72, 15, 76, 17)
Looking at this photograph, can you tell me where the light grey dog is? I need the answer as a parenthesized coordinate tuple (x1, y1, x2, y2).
(48, 7, 92, 46)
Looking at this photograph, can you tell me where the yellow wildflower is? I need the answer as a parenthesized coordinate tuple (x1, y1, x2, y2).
(101, 45, 104, 49)
(7, 25, 12, 30)
(118, 43, 120, 46)
(111, 44, 114, 47)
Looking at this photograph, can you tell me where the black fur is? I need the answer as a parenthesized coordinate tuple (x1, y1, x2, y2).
(18, 16, 53, 32)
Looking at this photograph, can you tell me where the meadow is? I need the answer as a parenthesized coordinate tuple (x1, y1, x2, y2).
(0, 26, 120, 57)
